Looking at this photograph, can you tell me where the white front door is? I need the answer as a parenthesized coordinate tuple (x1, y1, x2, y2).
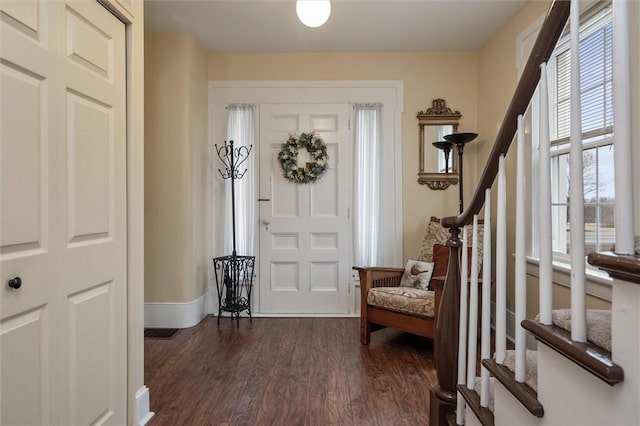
(259, 103, 352, 314)
(1, 1, 127, 424)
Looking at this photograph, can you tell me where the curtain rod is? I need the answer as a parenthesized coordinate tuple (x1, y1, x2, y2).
(226, 103, 255, 110)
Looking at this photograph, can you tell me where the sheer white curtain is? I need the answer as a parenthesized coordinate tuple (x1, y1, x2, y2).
(224, 104, 256, 256)
(354, 103, 384, 266)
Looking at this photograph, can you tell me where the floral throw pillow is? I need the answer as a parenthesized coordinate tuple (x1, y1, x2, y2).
(399, 259, 435, 290)
(418, 216, 485, 271)
(418, 217, 449, 262)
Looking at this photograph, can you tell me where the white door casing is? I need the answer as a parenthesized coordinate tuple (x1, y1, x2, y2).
(209, 81, 404, 316)
(1, 0, 127, 424)
(259, 104, 352, 314)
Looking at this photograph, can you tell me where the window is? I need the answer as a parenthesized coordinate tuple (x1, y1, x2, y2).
(547, 4, 614, 260)
(353, 103, 384, 266)
(525, 3, 614, 299)
(223, 104, 256, 256)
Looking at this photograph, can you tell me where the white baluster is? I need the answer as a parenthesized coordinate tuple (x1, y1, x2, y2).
(496, 155, 507, 364)
(538, 63, 553, 326)
(466, 216, 479, 390)
(613, 0, 635, 254)
(480, 190, 492, 407)
(515, 114, 527, 382)
(570, 0, 587, 342)
(457, 225, 469, 425)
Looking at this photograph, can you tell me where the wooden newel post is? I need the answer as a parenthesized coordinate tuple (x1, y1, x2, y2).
(430, 227, 462, 425)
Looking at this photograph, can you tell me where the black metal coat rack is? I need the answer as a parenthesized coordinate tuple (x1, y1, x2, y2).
(213, 140, 255, 327)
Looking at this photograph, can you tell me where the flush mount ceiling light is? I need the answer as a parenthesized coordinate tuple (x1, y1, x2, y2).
(296, 0, 331, 28)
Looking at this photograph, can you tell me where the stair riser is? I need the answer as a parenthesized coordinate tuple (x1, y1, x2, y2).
(493, 383, 540, 426)
(536, 345, 634, 425)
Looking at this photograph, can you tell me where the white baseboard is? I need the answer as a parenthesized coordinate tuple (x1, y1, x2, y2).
(251, 313, 359, 318)
(135, 386, 154, 426)
(144, 293, 207, 328)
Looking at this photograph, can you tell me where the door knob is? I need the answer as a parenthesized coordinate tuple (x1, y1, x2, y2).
(8, 276, 22, 290)
(262, 220, 270, 226)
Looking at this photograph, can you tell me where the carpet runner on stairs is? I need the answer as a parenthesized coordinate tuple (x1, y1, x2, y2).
(548, 309, 612, 351)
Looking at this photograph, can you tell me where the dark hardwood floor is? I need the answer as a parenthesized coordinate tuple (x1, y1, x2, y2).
(145, 316, 438, 425)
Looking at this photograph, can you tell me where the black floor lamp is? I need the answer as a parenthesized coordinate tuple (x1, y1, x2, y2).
(444, 132, 478, 214)
(432, 141, 453, 174)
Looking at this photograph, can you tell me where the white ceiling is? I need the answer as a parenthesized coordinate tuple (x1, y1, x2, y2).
(144, 0, 530, 53)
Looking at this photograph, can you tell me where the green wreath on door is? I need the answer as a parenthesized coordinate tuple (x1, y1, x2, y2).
(278, 132, 328, 184)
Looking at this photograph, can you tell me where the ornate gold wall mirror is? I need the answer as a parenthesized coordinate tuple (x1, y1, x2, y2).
(417, 98, 461, 189)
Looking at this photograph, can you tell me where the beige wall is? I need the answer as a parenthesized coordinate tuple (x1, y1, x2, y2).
(525, 275, 611, 319)
(145, 33, 208, 303)
(145, 0, 639, 307)
(190, 37, 210, 305)
(208, 52, 479, 259)
(477, 1, 547, 314)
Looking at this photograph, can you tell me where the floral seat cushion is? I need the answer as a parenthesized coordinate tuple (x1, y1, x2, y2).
(367, 286, 435, 319)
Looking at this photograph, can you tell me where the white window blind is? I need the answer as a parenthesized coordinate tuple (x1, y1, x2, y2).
(552, 5, 613, 146)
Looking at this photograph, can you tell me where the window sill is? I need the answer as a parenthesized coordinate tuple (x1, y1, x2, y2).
(525, 256, 612, 302)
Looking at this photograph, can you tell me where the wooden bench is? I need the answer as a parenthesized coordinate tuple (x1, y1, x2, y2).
(354, 266, 444, 345)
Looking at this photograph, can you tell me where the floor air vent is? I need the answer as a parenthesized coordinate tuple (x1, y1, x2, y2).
(144, 328, 180, 339)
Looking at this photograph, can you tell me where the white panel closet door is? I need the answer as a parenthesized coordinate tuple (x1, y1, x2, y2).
(259, 103, 352, 314)
(0, 0, 127, 424)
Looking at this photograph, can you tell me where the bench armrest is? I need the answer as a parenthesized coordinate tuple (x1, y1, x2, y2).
(353, 266, 404, 292)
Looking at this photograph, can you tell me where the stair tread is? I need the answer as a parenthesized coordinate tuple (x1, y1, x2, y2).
(549, 308, 611, 352)
(522, 319, 623, 385)
(458, 384, 495, 426)
(588, 252, 640, 285)
(482, 359, 544, 418)
(472, 376, 495, 413)
(501, 349, 538, 392)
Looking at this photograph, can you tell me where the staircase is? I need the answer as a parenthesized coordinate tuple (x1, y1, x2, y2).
(429, 1, 640, 425)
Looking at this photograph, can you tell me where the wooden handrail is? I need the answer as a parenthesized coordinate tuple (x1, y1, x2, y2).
(442, 0, 571, 230)
(430, 2, 572, 425)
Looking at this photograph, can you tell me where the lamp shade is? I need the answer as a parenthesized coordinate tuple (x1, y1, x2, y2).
(296, 0, 331, 28)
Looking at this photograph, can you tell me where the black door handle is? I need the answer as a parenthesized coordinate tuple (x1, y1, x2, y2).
(8, 276, 22, 289)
